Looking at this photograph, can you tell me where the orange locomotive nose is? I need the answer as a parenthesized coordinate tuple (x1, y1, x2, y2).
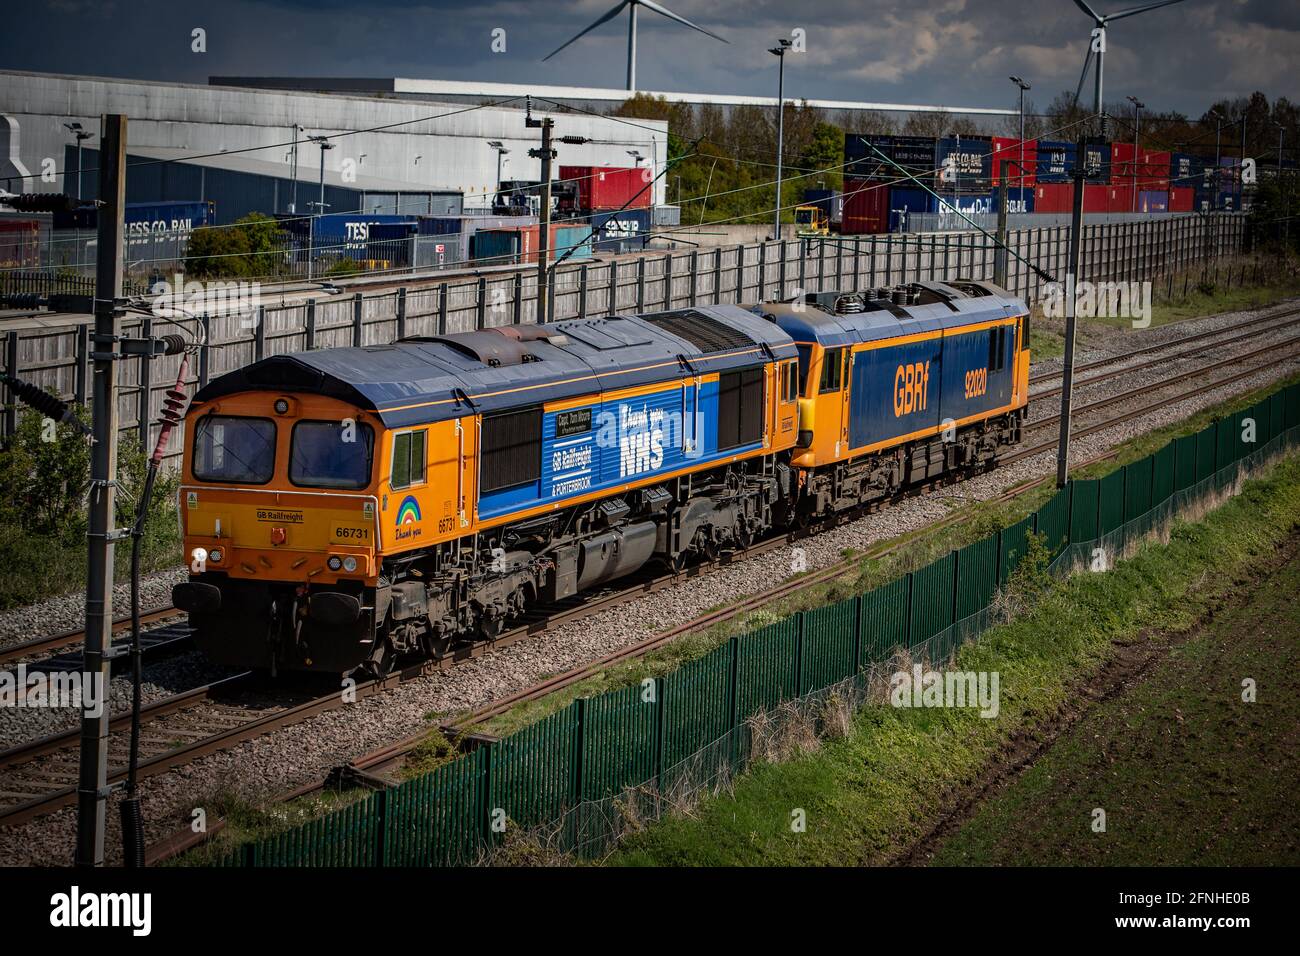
(270, 526, 287, 546)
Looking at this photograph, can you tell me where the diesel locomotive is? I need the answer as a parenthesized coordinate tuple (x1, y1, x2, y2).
(172, 279, 1030, 675)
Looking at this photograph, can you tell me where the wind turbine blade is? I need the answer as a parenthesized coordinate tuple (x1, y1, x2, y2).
(1072, 0, 1103, 22)
(637, 0, 729, 43)
(1072, 43, 1094, 111)
(542, 0, 631, 61)
(1103, 0, 1185, 22)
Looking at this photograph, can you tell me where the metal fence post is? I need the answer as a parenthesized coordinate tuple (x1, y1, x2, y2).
(636, 257, 646, 310)
(578, 263, 589, 319)
(712, 248, 721, 304)
(758, 241, 767, 299)
(572, 697, 587, 807)
(512, 273, 523, 325)
(395, 286, 407, 341)
(734, 244, 745, 302)
(254, 305, 266, 361)
(74, 323, 90, 407)
(476, 277, 487, 329)
(794, 611, 806, 696)
(372, 788, 388, 867)
(661, 253, 671, 309)
(438, 283, 449, 335)
(198, 315, 211, 386)
(689, 250, 699, 306)
(138, 316, 152, 449)
(304, 300, 316, 351)
(352, 293, 364, 348)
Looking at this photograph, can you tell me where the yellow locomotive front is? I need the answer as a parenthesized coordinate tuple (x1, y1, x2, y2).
(173, 389, 384, 674)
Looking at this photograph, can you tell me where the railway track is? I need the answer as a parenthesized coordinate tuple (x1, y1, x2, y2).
(9, 309, 1300, 835)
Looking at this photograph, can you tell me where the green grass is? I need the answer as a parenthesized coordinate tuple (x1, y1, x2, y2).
(930, 541, 1300, 865)
(607, 449, 1300, 866)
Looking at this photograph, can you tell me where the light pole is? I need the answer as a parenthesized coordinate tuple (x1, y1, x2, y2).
(487, 140, 510, 197)
(63, 122, 93, 200)
(1127, 95, 1144, 212)
(1210, 109, 1225, 210)
(288, 124, 303, 214)
(769, 38, 792, 241)
(308, 136, 334, 214)
(1010, 76, 1030, 199)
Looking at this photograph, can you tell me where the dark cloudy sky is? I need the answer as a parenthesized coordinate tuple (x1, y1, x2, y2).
(4, 0, 1296, 115)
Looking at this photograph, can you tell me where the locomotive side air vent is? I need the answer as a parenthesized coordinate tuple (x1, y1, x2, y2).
(641, 309, 755, 353)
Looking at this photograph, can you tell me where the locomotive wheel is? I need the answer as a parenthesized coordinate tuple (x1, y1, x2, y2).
(359, 636, 395, 680)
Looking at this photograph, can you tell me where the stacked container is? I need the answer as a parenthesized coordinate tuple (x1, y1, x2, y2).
(844, 134, 936, 181)
(992, 136, 1037, 188)
(471, 223, 594, 265)
(559, 166, 653, 211)
(590, 208, 651, 251)
(841, 178, 890, 234)
(936, 135, 992, 190)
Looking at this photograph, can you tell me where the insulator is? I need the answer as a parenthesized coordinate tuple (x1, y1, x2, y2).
(2, 192, 79, 213)
(159, 334, 187, 355)
(1, 373, 71, 422)
(0, 293, 44, 310)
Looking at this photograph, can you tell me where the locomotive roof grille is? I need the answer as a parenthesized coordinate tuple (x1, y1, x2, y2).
(641, 309, 756, 354)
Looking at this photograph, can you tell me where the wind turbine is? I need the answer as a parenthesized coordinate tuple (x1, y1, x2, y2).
(1070, 0, 1184, 132)
(543, 0, 728, 92)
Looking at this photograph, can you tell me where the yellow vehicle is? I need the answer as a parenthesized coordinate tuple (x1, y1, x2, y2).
(794, 205, 829, 237)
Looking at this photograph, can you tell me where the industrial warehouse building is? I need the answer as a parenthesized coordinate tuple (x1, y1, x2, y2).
(0, 70, 669, 223)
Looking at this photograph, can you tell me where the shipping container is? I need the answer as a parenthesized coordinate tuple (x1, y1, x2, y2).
(54, 199, 217, 234)
(1035, 182, 1073, 213)
(845, 134, 936, 179)
(887, 187, 937, 231)
(1111, 141, 1137, 182)
(1136, 149, 1171, 189)
(414, 214, 537, 262)
(471, 223, 596, 265)
(1083, 138, 1112, 183)
(1082, 183, 1111, 214)
(936, 136, 992, 189)
(590, 208, 651, 251)
(1036, 141, 1075, 183)
(934, 188, 1034, 218)
(992, 137, 1037, 187)
(841, 178, 890, 234)
(559, 165, 653, 211)
(1108, 184, 1136, 213)
(1168, 186, 1195, 213)
(1138, 190, 1169, 213)
(1170, 152, 1205, 191)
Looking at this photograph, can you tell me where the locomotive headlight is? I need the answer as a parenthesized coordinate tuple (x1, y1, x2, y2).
(342, 556, 358, 573)
(208, 547, 224, 564)
(274, 398, 290, 414)
(327, 555, 343, 571)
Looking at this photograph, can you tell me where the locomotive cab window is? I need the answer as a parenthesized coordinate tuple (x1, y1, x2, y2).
(780, 361, 797, 403)
(819, 347, 845, 393)
(290, 420, 374, 489)
(193, 415, 276, 484)
(481, 407, 542, 493)
(390, 429, 427, 489)
(988, 326, 1007, 372)
(795, 345, 813, 395)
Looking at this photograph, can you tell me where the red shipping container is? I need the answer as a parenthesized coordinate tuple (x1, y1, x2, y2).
(1138, 150, 1171, 188)
(1168, 186, 1194, 213)
(841, 178, 890, 234)
(1082, 183, 1110, 213)
(991, 136, 1037, 187)
(1110, 142, 1137, 183)
(1035, 182, 1073, 213)
(1108, 185, 1136, 213)
(560, 165, 653, 211)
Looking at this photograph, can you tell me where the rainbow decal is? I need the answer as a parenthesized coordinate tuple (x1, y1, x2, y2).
(396, 495, 422, 526)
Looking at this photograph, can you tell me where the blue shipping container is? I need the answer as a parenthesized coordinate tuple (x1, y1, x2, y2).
(1036, 141, 1075, 183)
(936, 137, 992, 189)
(590, 208, 650, 251)
(845, 135, 936, 179)
(1138, 190, 1169, 213)
(55, 199, 217, 233)
(935, 189, 1033, 218)
(1170, 152, 1204, 190)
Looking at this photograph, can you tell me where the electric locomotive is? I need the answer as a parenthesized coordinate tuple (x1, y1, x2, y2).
(173, 280, 1030, 676)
